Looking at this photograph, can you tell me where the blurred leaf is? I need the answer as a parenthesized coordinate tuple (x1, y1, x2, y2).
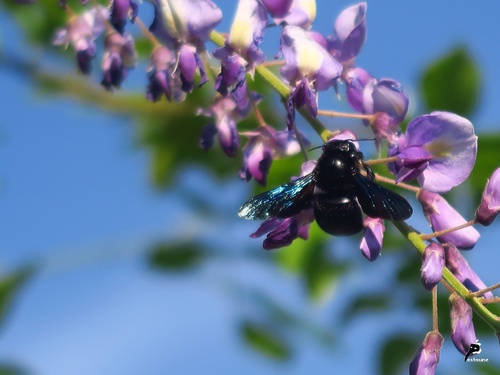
(0, 363, 28, 375)
(148, 242, 204, 271)
(397, 256, 422, 284)
(341, 293, 392, 323)
(475, 361, 500, 374)
(0, 267, 33, 330)
(276, 224, 350, 302)
(241, 321, 292, 360)
(3, 0, 71, 45)
(275, 222, 327, 273)
(303, 242, 343, 302)
(247, 290, 336, 346)
(420, 46, 481, 117)
(379, 334, 420, 375)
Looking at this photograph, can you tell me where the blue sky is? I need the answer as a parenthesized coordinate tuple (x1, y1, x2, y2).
(0, 1, 500, 374)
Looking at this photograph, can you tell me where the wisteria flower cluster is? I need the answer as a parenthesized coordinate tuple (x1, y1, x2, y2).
(18, 0, 500, 373)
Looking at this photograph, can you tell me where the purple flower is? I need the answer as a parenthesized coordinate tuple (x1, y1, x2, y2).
(417, 189, 480, 250)
(150, 0, 222, 97)
(449, 293, 477, 356)
(251, 211, 314, 250)
(146, 46, 185, 102)
(327, 2, 367, 63)
(155, 0, 222, 45)
(214, 53, 249, 108)
(110, 0, 138, 34)
(214, 0, 267, 108)
(280, 25, 342, 128)
(344, 67, 408, 143)
(360, 217, 384, 261)
(250, 161, 316, 249)
(239, 125, 307, 186)
(444, 243, 493, 299)
(420, 243, 445, 290)
(198, 96, 253, 157)
(389, 111, 478, 193)
(101, 32, 137, 90)
(261, 0, 293, 18)
(52, 6, 108, 75)
(273, 0, 316, 29)
(178, 44, 208, 92)
(409, 331, 443, 375)
(475, 167, 500, 226)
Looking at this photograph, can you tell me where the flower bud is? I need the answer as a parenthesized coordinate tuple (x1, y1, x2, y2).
(449, 293, 477, 356)
(360, 217, 384, 261)
(409, 331, 443, 375)
(475, 167, 500, 226)
(420, 243, 445, 290)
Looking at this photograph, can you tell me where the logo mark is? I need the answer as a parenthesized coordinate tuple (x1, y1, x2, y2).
(464, 340, 482, 362)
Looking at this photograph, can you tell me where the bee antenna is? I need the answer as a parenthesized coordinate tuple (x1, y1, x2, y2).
(356, 137, 376, 142)
(308, 144, 324, 151)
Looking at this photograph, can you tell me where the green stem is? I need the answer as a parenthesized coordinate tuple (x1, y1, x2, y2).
(393, 221, 500, 334)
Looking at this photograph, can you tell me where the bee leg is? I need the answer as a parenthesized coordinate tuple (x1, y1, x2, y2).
(362, 162, 375, 181)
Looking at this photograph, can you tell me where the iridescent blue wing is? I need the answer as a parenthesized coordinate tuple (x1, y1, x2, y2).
(353, 174, 413, 221)
(238, 173, 316, 220)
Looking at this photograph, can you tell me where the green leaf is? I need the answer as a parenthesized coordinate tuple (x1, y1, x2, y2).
(0, 267, 33, 330)
(341, 293, 392, 323)
(241, 321, 292, 360)
(379, 334, 420, 375)
(148, 242, 204, 271)
(420, 46, 481, 117)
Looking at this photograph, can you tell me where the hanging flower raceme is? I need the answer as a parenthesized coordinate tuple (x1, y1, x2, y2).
(327, 2, 367, 64)
(345, 67, 408, 143)
(444, 243, 493, 299)
(53, 6, 109, 75)
(417, 189, 480, 250)
(475, 167, 500, 226)
(149, 0, 222, 98)
(280, 25, 342, 129)
(360, 216, 384, 261)
(273, 0, 316, 29)
(101, 31, 137, 90)
(239, 125, 308, 186)
(420, 242, 445, 290)
(409, 331, 443, 375)
(388, 111, 478, 193)
(449, 293, 478, 356)
(249, 161, 316, 249)
(214, 0, 268, 109)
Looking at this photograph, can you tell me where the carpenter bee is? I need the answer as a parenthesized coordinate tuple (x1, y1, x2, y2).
(238, 139, 413, 236)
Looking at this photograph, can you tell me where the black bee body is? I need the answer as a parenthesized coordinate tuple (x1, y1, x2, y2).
(312, 141, 367, 235)
(238, 139, 412, 236)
